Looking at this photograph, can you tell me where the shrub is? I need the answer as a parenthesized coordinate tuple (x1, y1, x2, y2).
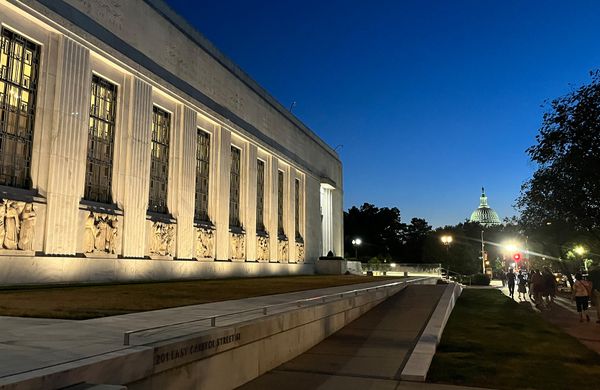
(471, 273, 490, 286)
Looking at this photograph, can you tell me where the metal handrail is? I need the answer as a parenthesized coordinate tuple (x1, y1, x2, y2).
(122, 277, 431, 345)
(440, 268, 471, 285)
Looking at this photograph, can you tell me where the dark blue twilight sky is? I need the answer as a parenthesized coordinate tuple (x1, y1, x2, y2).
(164, 0, 600, 227)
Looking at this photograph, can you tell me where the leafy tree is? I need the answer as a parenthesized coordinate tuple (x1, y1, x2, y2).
(517, 71, 600, 248)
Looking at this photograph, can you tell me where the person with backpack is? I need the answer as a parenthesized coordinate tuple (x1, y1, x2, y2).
(517, 270, 527, 301)
(572, 272, 592, 322)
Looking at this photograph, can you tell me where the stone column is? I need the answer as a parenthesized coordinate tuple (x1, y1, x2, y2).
(245, 144, 258, 261)
(44, 36, 90, 255)
(214, 127, 231, 260)
(171, 106, 197, 259)
(121, 77, 153, 258)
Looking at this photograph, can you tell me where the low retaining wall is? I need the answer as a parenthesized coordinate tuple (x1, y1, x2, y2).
(315, 259, 362, 275)
(400, 282, 462, 381)
(0, 256, 314, 286)
(1, 278, 437, 390)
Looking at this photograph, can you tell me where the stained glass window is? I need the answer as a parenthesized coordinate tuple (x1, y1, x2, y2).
(256, 159, 265, 232)
(229, 146, 241, 227)
(0, 28, 40, 189)
(85, 75, 117, 203)
(195, 129, 210, 222)
(278, 170, 285, 237)
(148, 106, 170, 214)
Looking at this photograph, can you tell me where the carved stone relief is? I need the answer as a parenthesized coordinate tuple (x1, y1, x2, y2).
(0, 200, 36, 251)
(195, 226, 214, 259)
(83, 212, 120, 254)
(149, 222, 175, 257)
(296, 242, 305, 262)
(278, 239, 288, 262)
(230, 232, 246, 260)
(256, 235, 270, 262)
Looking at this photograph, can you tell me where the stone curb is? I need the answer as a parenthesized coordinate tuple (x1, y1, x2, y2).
(400, 282, 462, 382)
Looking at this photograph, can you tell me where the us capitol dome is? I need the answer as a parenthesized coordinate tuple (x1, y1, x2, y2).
(469, 187, 501, 226)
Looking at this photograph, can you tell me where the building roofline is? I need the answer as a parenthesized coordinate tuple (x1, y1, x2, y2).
(144, 0, 340, 162)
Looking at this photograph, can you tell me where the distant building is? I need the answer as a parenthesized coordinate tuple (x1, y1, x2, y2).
(0, 0, 343, 285)
(469, 188, 501, 226)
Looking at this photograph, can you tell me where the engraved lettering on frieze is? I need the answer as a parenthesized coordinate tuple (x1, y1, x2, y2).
(229, 232, 245, 260)
(0, 200, 36, 251)
(296, 242, 305, 262)
(256, 235, 269, 262)
(83, 212, 120, 254)
(278, 239, 288, 262)
(195, 227, 214, 259)
(150, 221, 175, 257)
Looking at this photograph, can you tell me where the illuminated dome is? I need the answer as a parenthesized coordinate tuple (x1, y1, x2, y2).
(469, 187, 501, 227)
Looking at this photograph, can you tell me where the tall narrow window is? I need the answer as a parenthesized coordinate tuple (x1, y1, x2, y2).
(229, 146, 241, 227)
(277, 170, 285, 237)
(195, 129, 210, 222)
(295, 178, 301, 240)
(148, 106, 170, 214)
(85, 75, 117, 203)
(256, 159, 265, 232)
(0, 28, 40, 189)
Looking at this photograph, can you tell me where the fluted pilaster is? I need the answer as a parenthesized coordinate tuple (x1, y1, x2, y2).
(122, 77, 153, 257)
(44, 36, 90, 255)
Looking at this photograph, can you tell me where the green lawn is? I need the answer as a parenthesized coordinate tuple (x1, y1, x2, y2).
(0, 275, 397, 320)
(428, 289, 600, 390)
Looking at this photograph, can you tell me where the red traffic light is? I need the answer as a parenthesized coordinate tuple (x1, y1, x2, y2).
(513, 253, 522, 262)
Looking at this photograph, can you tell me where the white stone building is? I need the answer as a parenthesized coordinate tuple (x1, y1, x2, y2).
(0, 0, 343, 284)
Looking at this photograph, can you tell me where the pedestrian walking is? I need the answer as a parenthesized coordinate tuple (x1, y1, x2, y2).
(572, 272, 591, 322)
(542, 268, 557, 304)
(517, 270, 527, 301)
(506, 268, 516, 299)
(530, 270, 544, 307)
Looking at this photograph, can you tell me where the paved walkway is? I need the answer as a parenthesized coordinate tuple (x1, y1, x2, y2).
(240, 285, 491, 390)
(0, 278, 421, 382)
(497, 282, 600, 355)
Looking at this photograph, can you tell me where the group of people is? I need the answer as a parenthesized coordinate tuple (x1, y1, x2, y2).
(504, 268, 598, 323)
(505, 268, 556, 306)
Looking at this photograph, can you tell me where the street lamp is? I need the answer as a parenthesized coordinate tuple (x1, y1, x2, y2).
(351, 238, 362, 260)
(574, 245, 587, 256)
(440, 235, 453, 252)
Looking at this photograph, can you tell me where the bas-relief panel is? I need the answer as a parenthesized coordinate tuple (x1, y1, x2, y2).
(195, 226, 214, 260)
(256, 235, 269, 262)
(296, 242, 305, 263)
(83, 212, 120, 255)
(278, 239, 288, 263)
(230, 232, 245, 261)
(149, 221, 175, 257)
(0, 200, 36, 252)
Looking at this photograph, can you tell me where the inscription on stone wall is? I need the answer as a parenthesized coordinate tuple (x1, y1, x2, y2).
(256, 235, 269, 262)
(230, 232, 245, 260)
(83, 212, 120, 254)
(195, 226, 214, 259)
(150, 222, 175, 257)
(154, 332, 241, 368)
(0, 200, 36, 251)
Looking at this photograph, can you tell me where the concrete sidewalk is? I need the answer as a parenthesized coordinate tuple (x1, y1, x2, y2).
(497, 283, 600, 355)
(240, 285, 491, 390)
(0, 278, 422, 382)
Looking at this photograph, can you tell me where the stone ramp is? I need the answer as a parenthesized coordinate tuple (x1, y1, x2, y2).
(239, 285, 447, 389)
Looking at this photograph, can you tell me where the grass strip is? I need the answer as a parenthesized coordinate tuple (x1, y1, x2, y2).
(0, 275, 398, 320)
(428, 289, 600, 390)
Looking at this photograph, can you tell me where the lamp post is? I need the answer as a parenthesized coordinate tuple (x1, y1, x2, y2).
(351, 238, 362, 260)
(574, 245, 588, 271)
(440, 235, 453, 252)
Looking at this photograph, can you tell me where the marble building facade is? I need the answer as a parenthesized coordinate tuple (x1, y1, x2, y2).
(0, 0, 343, 284)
